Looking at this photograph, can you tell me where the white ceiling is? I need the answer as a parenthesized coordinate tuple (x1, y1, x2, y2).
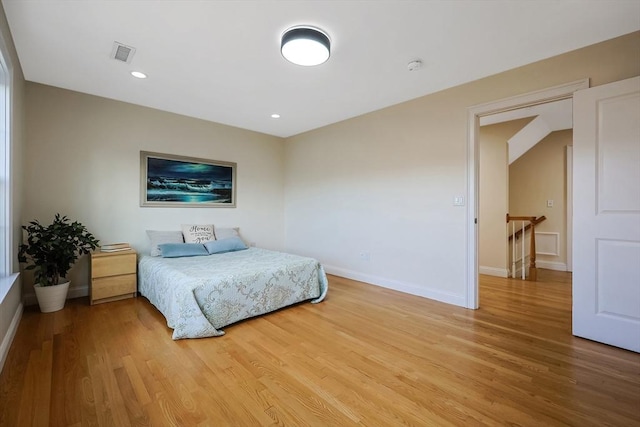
(3, 1, 639, 138)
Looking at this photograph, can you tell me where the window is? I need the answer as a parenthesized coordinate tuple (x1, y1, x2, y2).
(0, 32, 11, 278)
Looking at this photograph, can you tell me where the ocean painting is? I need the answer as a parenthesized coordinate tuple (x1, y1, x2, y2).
(140, 151, 236, 207)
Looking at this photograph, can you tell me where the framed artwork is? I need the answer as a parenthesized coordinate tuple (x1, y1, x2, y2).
(140, 151, 236, 207)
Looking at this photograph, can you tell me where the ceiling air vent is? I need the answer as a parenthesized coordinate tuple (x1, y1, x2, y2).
(110, 42, 136, 63)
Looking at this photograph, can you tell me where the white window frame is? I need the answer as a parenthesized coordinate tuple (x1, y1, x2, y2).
(0, 30, 12, 279)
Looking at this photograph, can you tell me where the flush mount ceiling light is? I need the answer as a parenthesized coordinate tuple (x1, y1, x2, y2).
(131, 71, 147, 79)
(281, 26, 331, 66)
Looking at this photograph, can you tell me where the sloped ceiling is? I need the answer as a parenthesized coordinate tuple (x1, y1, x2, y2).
(481, 99, 573, 164)
(3, 0, 639, 137)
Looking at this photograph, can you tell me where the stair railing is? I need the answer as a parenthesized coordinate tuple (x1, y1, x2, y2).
(506, 214, 546, 281)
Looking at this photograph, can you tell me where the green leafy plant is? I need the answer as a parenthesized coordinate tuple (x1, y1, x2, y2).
(18, 214, 100, 287)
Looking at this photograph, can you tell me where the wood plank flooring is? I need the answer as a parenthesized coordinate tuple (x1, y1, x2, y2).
(1, 271, 639, 426)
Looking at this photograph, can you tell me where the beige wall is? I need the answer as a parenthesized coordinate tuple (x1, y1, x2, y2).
(0, 2, 25, 371)
(479, 118, 533, 276)
(510, 129, 572, 269)
(14, 30, 640, 311)
(24, 83, 286, 297)
(284, 32, 640, 306)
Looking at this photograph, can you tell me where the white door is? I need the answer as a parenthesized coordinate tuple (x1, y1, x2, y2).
(573, 76, 640, 352)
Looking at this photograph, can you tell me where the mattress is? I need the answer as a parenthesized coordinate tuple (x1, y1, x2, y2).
(138, 247, 328, 339)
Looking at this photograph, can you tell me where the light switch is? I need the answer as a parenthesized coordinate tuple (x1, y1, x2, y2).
(547, 199, 554, 207)
(454, 196, 465, 206)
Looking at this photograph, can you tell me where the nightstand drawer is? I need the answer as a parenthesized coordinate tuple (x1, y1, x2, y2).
(92, 274, 136, 301)
(92, 253, 136, 278)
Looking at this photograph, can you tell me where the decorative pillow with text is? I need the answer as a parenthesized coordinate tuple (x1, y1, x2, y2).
(181, 224, 215, 244)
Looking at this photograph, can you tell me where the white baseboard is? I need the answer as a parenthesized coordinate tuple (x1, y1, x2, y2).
(511, 261, 568, 278)
(536, 261, 568, 272)
(323, 265, 466, 307)
(23, 284, 89, 306)
(0, 301, 23, 374)
(479, 266, 509, 278)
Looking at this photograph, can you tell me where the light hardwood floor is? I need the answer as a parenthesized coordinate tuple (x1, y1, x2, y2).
(1, 271, 638, 426)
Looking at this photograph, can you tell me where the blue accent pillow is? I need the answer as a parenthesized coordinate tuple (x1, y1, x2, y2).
(158, 243, 208, 258)
(204, 237, 248, 255)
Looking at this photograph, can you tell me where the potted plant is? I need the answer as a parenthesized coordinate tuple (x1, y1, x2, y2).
(18, 214, 99, 312)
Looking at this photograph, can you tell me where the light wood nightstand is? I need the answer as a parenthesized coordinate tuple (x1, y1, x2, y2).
(90, 249, 137, 305)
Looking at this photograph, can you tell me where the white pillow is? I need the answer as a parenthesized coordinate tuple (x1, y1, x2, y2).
(214, 226, 240, 240)
(181, 224, 215, 244)
(146, 230, 184, 257)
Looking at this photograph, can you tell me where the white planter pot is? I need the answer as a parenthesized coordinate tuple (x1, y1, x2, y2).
(34, 280, 70, 313)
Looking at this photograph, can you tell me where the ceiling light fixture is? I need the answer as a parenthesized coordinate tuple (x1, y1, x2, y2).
(131, 71, 147, 79)
(281, 26, 330, 66)
(271, 113, 281, 119)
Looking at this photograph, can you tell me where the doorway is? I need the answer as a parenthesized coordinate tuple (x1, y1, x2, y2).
(478, 102, 573, 280)
(465, 79, 589, 309)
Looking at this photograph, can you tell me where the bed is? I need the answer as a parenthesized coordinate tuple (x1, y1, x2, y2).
(138, 247, 328, 339)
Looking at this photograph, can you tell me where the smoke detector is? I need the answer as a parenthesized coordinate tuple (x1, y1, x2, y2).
(407, 59, 423, 71)
(111, 42, 136, 64)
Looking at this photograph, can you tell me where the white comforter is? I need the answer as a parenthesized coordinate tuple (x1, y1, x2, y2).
(138, 248, 328, 339)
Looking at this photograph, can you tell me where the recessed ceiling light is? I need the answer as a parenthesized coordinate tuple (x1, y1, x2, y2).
(281, 26, 330, 66)
(271, 113, 281, 119)
(131, 71, 147, 79)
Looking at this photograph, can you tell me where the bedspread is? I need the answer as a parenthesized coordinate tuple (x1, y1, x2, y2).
(138, 247, 328, 339)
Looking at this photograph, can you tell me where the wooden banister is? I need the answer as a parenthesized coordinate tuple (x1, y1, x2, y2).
(506, 214, 546, 281)
(507, 215, 546, 241)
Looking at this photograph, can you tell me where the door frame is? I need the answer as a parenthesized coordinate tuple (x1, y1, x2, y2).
(566, 145, 573, 272)
(465, 79, 589, 309)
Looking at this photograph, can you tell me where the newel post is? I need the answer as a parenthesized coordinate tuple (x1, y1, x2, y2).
(529, 222, 537, 281)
